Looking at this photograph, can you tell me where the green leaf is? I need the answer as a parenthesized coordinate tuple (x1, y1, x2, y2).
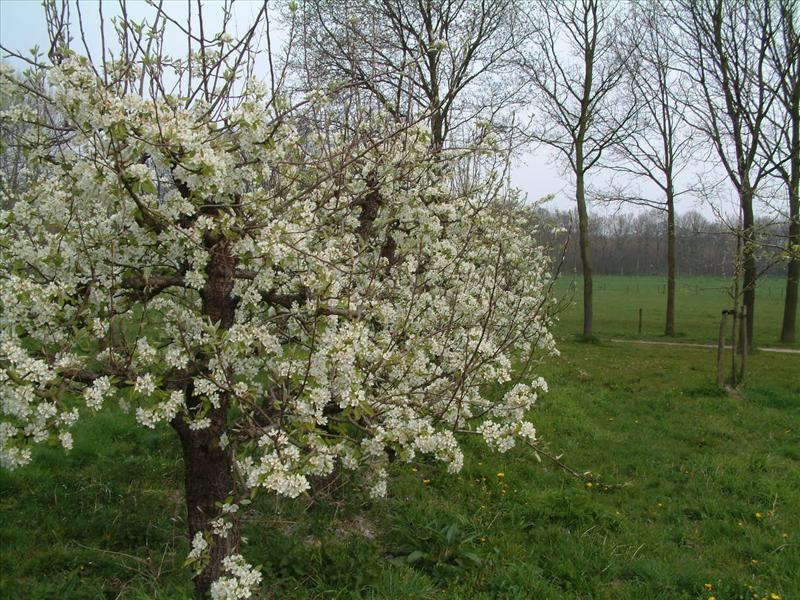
(140, 179, 156, 195)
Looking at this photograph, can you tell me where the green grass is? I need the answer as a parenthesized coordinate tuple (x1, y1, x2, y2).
(1, 277, 798, 599)
(552, 275, 797, 348)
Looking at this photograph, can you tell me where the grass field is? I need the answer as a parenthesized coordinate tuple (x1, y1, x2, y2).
(551, 275, 796, 348)
(1, 276, 798, 599)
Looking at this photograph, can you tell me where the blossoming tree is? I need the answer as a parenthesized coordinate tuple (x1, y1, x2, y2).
(0, 3, 556, 597)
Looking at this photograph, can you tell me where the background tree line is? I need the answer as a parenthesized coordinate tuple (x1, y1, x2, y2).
(534, 207, 792, 279)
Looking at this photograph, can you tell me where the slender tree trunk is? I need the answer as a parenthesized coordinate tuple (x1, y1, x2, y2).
(665, 189, 676, 336)
(716, 311, 726, 387)
(781, 207, 799, 343)
(741, 187, 756, 351)
(430, 107, 444, 151)
(424, 18, 444, 152)
(173, 409, 239, 598)
(576, 164, 593, 338)
(780, 120, 799, 342)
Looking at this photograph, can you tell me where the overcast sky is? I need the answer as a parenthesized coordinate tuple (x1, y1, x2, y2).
(1, 0, 745, 219)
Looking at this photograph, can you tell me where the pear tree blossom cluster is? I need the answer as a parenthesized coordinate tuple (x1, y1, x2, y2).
(0, 46, 556, 597)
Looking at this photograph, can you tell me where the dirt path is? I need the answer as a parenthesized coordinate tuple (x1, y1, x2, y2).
(609, 339, 800, 354)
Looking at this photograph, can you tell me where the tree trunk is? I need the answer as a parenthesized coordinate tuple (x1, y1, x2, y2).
(430, 106, 444, 151)
(781, 213, 799, 343)
(741, 187, 756, 351)
(665, 190, 676, 336)
(177, 237, 240, 597)
(780, 118, 799, 342)
(716, 311, 726, 387)
(576, 167, 593, 338)
(173, 410, 239, 598)
(732, 226, 742, 384)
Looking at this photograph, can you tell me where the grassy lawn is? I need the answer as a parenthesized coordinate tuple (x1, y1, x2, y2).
(552, 275, 796, 348)
(1, 277, 798, 599)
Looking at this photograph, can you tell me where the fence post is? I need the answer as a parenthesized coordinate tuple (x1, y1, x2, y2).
(638, 308, 643, 336)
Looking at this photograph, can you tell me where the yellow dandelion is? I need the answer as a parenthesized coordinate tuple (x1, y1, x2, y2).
(755, 512, 763, 519)
(585, 482, 593, 488)
(704, 583, 713, 590)
(422, 479, 430, 484)
(496, 472, 504, 478)
(770, 594, 781, 600)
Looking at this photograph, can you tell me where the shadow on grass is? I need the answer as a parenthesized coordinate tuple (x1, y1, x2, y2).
(571, 334, 604, 344)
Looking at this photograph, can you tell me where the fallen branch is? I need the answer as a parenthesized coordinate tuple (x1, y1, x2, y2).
(525, 440, 630, 491)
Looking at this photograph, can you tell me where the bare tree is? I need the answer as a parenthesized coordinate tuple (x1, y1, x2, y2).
(519, 0, 636, 338)
(766, 0, 800, 343)
(597, 1, 694, 337)
(291, 0, 530, 150)
(673, 0, 782, 349)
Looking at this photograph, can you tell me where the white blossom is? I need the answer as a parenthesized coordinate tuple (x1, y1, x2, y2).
(58, 431, 74, 451)
(187, 532, 208, 562)
(134, 374, 156, 397)
(83, 376, 112, 411)
(209, 554, 262, 600)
